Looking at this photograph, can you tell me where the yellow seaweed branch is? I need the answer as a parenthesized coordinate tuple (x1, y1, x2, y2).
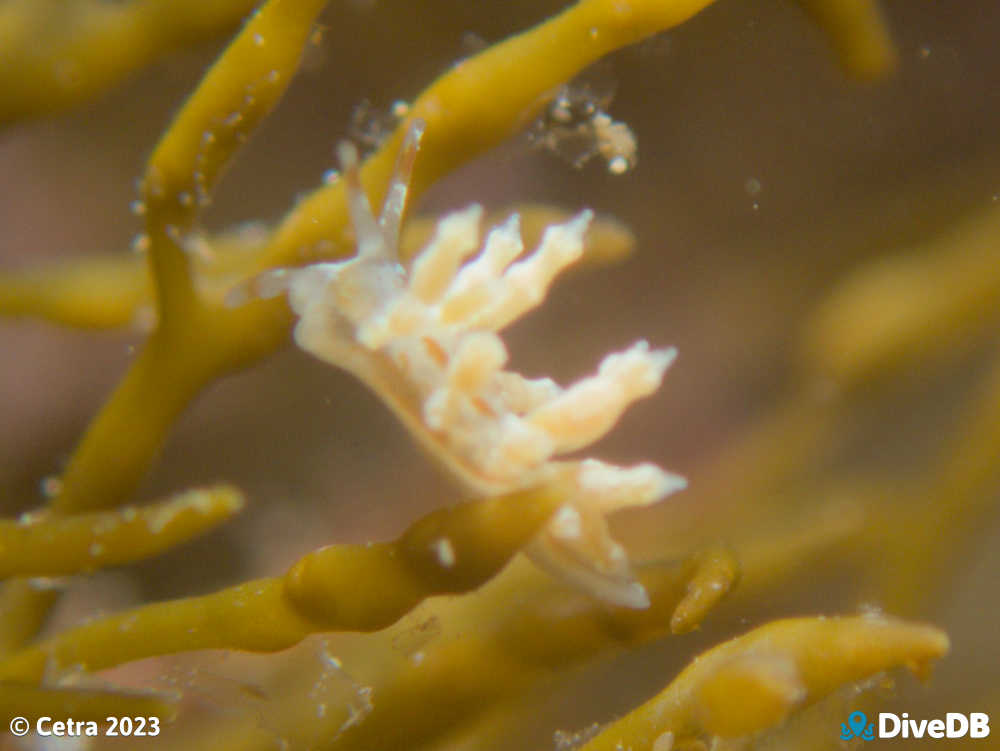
(0, 254, 150, 330)
(141, 0, 328, 321)
(0, 486, 243, 578)
(579, 615, 948, 750)
(794, 0, 897, 78)
(0, 206, 634, 330)
(146, 481, 921, 751)
(0, 0, 892, 126)
(0, 0, 258, 125)
(165, 549, 740, 751)
(46, 0, 335, 520)
(0, 488, 561, 682)
(800, 203, 1000, 388)
(668, 545, 740, 634)
(264, 0, 720, 271)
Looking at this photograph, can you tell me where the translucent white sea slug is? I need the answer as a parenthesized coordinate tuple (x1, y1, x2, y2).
(250, 120, 685, 608)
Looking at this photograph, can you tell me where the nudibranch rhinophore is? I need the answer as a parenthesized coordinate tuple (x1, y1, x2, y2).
(245, 120, 684, 608)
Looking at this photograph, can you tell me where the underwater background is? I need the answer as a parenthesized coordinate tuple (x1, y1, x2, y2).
(0, 1, 998, 748)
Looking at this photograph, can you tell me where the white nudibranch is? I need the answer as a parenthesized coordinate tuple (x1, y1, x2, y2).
(244, 120, 685, 608)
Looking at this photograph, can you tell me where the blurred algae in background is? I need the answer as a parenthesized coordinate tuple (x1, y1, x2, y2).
(0, 0, 998, 749)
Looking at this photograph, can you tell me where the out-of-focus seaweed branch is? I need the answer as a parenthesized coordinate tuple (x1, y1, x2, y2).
(0, 207, 635, 330)
(627, 198, 1000, 615)
(0, 0, 259, 125)
(795, 0, 897, 78)
(860, 349, 1000, 612)
(801, 204, 1000, 389)
(579, 616, 948, 751)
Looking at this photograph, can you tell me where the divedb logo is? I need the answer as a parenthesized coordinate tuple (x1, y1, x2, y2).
(841, 710, 991, 741)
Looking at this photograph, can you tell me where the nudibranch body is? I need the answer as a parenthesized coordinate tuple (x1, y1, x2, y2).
(253, 121, 684, 608)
